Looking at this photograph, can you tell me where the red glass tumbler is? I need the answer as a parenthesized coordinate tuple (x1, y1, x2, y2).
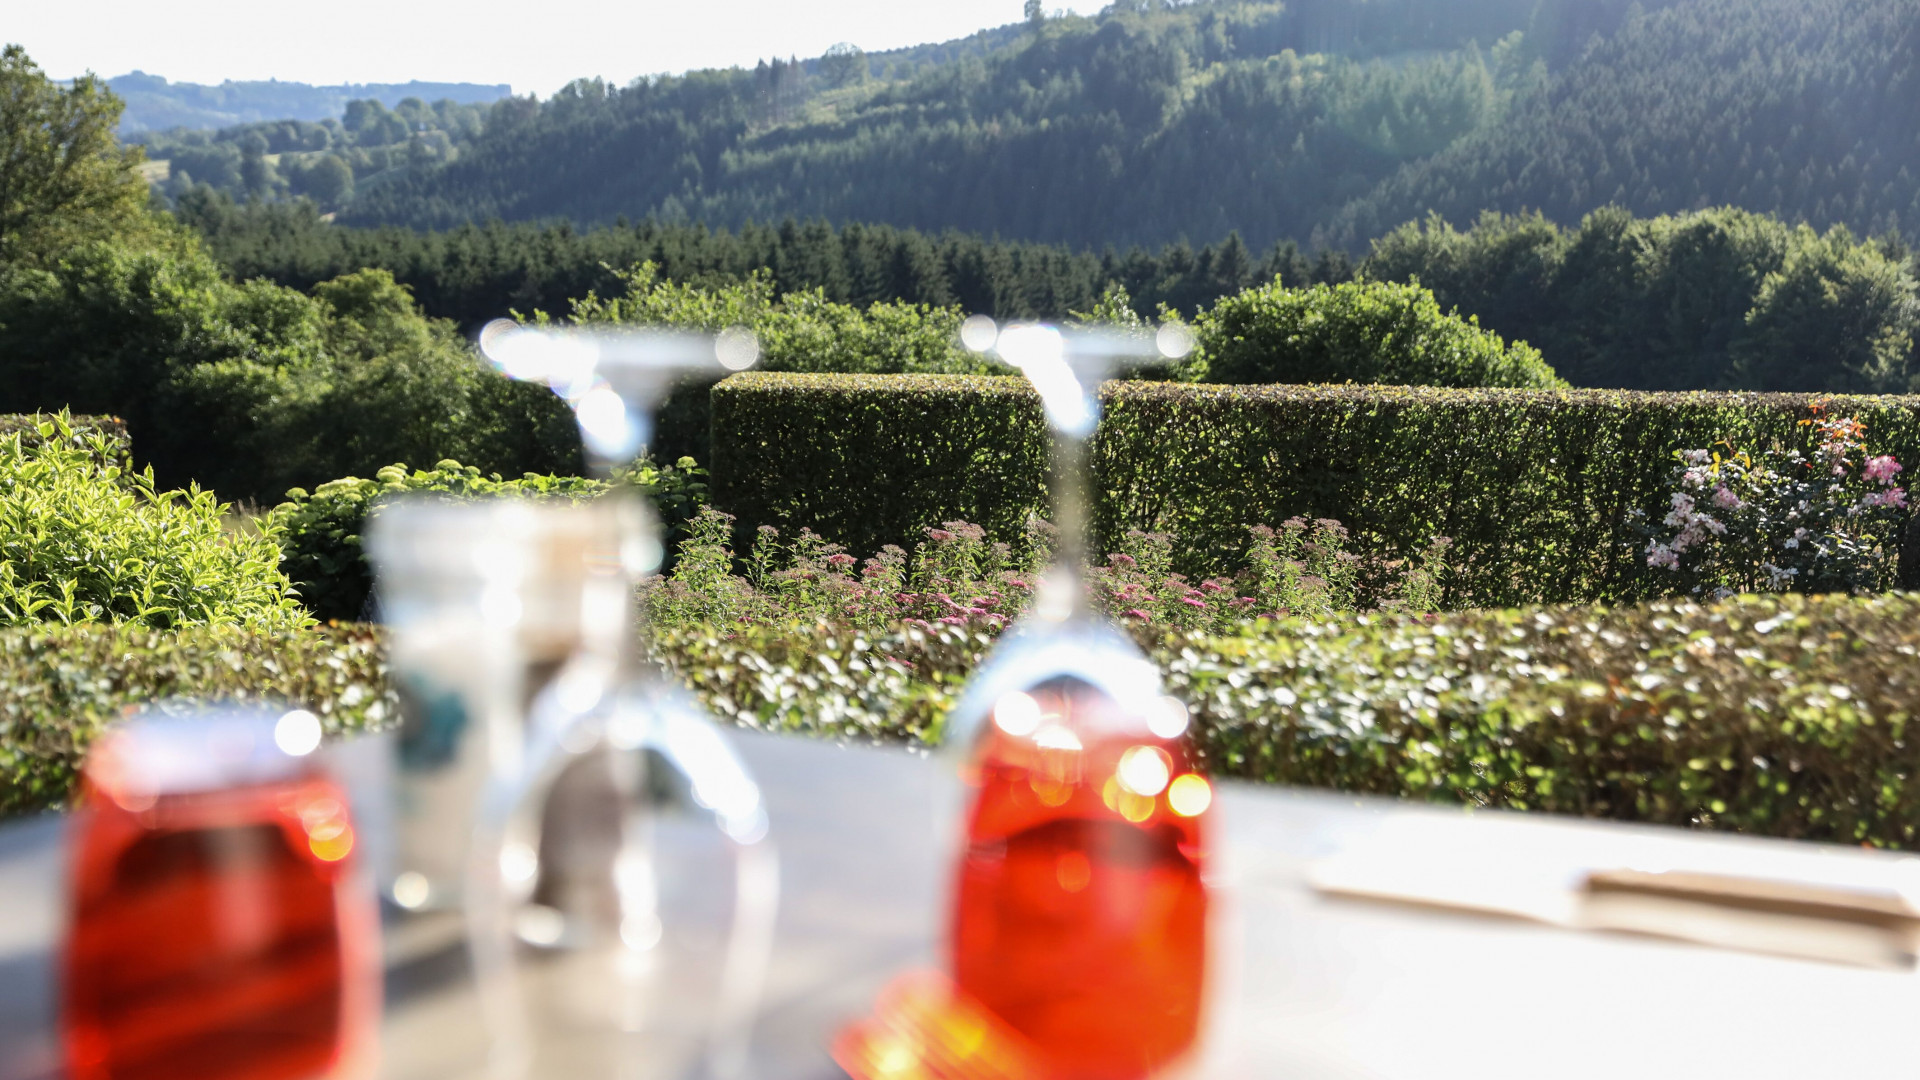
(950, 677, 1213, 1079)
(61, 707, 379, 1080)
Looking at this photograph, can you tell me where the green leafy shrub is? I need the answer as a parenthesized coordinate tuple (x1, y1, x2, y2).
(1194, 278, 1564, 388)
(0, 415, 308, 630)
(267, 457, 705, 622)
(651, 591, 1920, 850)
(0, 623, 390, 815)
(0, 413, 128, 463)
(268, 460, 606, 622)
(712, 373, 1920, 607)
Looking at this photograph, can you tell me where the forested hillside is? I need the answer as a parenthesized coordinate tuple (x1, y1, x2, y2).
(332, 0, 1598, 247)
(1321, 0, 1920, 247)
(109, 72, 509, 133)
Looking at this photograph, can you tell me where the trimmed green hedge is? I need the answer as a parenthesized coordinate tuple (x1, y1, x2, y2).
(711, 372, 1050, 562)
(0, 624, 392, 816)
(10, 594, 1920, 848)
(654, 592, 1920, 849)
(711, 374, 1920, 607)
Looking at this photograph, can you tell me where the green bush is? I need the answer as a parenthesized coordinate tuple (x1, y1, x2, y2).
(652, 591, 1920, 850)
(267, 457, 706, 622)
(0, 415, 309, 630)
(712, 373, 1920, 607)
(1194, 278, 1564, 389)
(267, 461, 606, 622)
(0, 623, 390, 816)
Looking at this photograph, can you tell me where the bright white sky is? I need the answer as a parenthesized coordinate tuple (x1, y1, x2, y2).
(22, 0, 1103, 98)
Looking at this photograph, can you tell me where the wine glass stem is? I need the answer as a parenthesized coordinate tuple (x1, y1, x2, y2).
(1046, 426, 1094, 618)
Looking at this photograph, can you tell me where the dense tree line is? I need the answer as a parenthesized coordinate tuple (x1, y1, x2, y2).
(1362, 207, 1920, 393)
(181, 192, 1357, 328)
(1322, 0, 1920, 248)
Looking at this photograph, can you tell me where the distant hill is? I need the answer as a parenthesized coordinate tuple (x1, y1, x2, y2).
(141, 0, 1920, 255)
(338, 0, 1577, 249)
(108, 72, 512, 133)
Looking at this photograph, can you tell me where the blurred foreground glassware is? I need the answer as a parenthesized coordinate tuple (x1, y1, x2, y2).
(62, 705, 379, 1080)
(366, 497, 628, 914)
(836, 320, 1212, 1080)
(443, 319, 777, 1080)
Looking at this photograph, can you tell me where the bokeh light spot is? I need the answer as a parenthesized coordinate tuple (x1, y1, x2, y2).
(1117, 745, 1172, 797)
(1168, 774, 1213, 817)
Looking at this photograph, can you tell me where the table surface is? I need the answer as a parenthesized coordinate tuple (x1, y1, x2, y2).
(6, 730, 1920, 1079)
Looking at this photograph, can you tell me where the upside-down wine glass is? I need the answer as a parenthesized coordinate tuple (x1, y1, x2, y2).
(61, 704, 381, 1080)
(457, 319, 780, 1080)
(834, 319, 1216, 1080)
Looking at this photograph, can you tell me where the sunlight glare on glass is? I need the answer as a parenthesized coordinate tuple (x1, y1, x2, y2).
(1146, 696, 1190, 739)
(716, 325, 762, 371)
(1033, 724, 1083, 752)
(1156, 321, 1195, 359)
(959, 314, 999, 353)
(992, 690, 1043, 737)
(576, 383, 637, 458)
(273, 709, 323, 757)
(1116, 745, 1172, 797)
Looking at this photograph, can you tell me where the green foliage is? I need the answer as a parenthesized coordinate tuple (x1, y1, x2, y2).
(187, 198, 1357, 329)
(0, 413, 128, 463)
(267, 461, 606, 622)
(1195, 277, 1563, 388)
(1324, 0, 1920, 249)
(0, 46, 152, 268)
(0, 414, 309, 631)
(712, 372, 1049, 565)
(1363, 207, 1920, 393)
(651, 591, 1920, 850)
(266, 457, 705, 622)
(0, 623, 390, 816)
(0, 228, 578, 501)
(138, 93, 493, 212)
(710, 373, 1920, 608)
(568, 262, 1006, 461)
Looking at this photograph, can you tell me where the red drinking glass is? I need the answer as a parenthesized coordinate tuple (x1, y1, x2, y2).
(950, 677, 1212, 1080)
(61, 707, 379, 1080)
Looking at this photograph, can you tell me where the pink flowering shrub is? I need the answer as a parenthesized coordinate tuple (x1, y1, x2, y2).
(1635, 409, 1909, 596)
(646, 507, 1454, 634)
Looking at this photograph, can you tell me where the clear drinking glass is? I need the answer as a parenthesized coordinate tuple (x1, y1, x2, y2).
(442, 319, 778, 1080)
(835, 320, 1216, 1080)
(61, 705, 380, 1080)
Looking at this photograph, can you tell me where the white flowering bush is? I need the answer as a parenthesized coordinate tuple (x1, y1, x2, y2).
(1635, 410, 1909, 596)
